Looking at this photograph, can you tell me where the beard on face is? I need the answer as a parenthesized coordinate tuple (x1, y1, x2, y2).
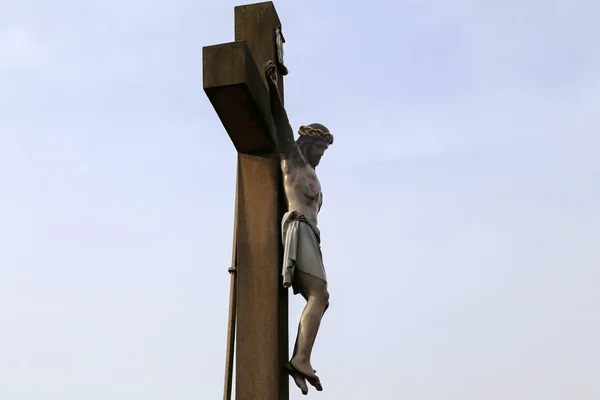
(296, 136, 325, 167)
(308, 153, 321, 167)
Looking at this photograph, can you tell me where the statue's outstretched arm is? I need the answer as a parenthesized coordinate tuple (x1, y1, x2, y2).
(264, 61, 302, 162)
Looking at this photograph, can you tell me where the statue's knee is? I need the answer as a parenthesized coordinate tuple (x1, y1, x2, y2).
(322, 290, 330, 305)
(311, 289, 329, 306)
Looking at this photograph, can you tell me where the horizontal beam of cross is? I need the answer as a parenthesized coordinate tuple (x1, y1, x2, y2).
(203, 41, 275, 155)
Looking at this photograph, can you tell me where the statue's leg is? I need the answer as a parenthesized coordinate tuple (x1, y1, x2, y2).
(291, 290, 326, 365)
(291, 292, 307, 360)
(290, 269, 329, 389)
(288, 306, 309, 395)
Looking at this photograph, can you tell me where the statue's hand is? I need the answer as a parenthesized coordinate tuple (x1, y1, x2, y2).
(264, 60, 278, 87)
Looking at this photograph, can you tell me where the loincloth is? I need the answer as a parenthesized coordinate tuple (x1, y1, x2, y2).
(281, 211, 327, 294)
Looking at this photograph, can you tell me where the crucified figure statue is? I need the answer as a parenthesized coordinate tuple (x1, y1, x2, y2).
(264, 61, 334, 395)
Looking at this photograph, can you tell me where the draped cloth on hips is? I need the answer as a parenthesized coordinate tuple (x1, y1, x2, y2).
(281, 210, 327, 294)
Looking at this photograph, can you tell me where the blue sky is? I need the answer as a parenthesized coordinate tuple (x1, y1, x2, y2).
(1, 0, 599, 399)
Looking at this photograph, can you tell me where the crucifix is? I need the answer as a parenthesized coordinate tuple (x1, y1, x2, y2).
(203, 2, 333, 399)
(203, 3, 288, 399)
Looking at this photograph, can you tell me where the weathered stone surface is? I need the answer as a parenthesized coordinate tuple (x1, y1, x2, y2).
(202, 2, 289, 400)
(203, 41, 274, 155)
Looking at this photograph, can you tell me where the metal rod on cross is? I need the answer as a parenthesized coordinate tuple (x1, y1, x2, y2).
(223, 168, 239, 400)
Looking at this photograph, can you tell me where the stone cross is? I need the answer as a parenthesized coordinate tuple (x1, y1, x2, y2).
(203, 2, 289, 400)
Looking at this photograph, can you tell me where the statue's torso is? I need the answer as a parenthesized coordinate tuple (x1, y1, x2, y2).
(282, 158, 322, 227)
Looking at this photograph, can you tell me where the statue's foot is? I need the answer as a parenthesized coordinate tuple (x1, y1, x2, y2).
(285, 362, 309, 395)
(290, 358, 323, 391)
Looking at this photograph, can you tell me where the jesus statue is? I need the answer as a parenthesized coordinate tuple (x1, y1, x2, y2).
(264, 60, 334, 395)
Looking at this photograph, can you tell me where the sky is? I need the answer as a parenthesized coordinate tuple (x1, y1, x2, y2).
(1, 0, 599, 399)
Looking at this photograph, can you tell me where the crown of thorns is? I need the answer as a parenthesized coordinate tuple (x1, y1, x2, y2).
(298, 125, 334, 144)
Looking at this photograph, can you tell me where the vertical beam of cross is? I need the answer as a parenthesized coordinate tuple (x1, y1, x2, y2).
(203, 2, 289, 400)
(234, 6, 289, 399)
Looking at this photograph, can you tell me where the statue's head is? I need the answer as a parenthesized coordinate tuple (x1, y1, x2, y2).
(296, 123, 333, 168)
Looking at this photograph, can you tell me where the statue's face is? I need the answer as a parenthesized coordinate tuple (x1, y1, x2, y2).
(308, 139, 329, 167)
